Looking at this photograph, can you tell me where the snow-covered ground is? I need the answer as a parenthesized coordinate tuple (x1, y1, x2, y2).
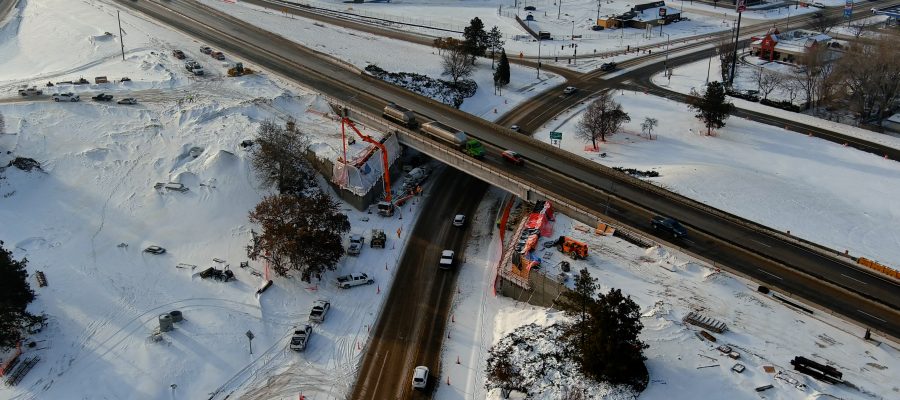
(200, 0, 566, 121)
(533, 90, 900, 269)
(268, 0, 760, 63)
(650, 54, 900, 149)
(435, 190, 900, 400)
(0, 1, 427, 399)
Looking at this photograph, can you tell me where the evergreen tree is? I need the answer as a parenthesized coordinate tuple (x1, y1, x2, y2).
(0, 241, 45, 348)
(493, 50, 511, 94)
(463, 17, 488, 63)
(558, 279, 649, 390)
(689, 81, 734, 136)
(581, 289, 648, 389)
(248, 192, 350, 282)
(486, 26, 505, 69)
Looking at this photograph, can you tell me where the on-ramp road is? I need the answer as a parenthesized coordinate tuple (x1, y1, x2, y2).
(350, 169, 487, 400)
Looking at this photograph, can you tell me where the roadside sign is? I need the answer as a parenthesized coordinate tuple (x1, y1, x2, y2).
(844, 0, 853, 17)
(659, 7, 667, 17)
(549, 131, 563, 140)
(736, 0, 746, 13)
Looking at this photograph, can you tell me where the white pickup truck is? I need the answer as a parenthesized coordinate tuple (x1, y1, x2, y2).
(336, 272, 374, 289)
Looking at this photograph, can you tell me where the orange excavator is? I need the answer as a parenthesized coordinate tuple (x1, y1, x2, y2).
(340, 108, 394, 216)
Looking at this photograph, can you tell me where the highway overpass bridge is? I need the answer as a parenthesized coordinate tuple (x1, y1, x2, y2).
(121, 0, 900, 339)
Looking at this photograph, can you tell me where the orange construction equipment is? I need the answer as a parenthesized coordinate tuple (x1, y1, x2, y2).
(553, 236, 588, 260)
(340, 108, 392, 205)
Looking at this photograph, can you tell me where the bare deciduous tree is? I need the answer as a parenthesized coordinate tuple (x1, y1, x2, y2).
(576, 92, 631, 148)
(756, 68, 783, 100)
(790, 45, 833, 110)
(251, 119, 313, 195)
(442, 44, 474, 83)
(810, 14, 840, 34)
(641, 117, 658, 139)
(248, 192, 350, 282)
(826, 35, 900, 123)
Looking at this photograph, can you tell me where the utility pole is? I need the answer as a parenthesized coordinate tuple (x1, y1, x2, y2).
(558, 0, 562, 19)
(729, 0, 745, 86)
(597, 0, 602, 22)
(536, 37, 542, 78)
(117, 11, 125, 61)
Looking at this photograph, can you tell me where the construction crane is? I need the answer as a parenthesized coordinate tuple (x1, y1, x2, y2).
(340, 108, 394, 216)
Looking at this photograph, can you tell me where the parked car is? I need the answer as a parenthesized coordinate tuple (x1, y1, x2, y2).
(172, 49, 186, 59)
(523, 5, 536, 11)
(308, 300, 331, 323)
(651, 216, 687, 238)
(200, 45, 213, 54)
(210, 51, 225, 60)
(600, 62, 617, 71)
(91, 93, 113, 101)
(439, 250, 455, 269)
(336, 272, 374, 288)
(347, 234, 364, 256)
(191, 67, 205, 76)
(118, 97, 138, 105)
(290, 324, 312, 351)
(18, 86, 42, 96)
(52, 92, 80, 102)
(591, 25, 605, 31)
(563, 86, 577, 95)
(144, 245, 166, 254)
(412, 366, 429, 390)
(509, 124, 521, 132)
(452, 214, 466, 227)
(501, 150, 524, 165)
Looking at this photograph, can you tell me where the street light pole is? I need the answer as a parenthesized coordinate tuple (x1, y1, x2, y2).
(537, 37, 542, 78)
(729, 9, 743, 86)
(663, 32, 671, 71)
(597, 0, 602, 22)
(558, 0, 562, 19)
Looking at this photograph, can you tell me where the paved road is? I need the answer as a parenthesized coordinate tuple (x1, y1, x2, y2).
(0, 0, 17, 23)
(113, 2, 900, 398)
(351, 170, 487, 400)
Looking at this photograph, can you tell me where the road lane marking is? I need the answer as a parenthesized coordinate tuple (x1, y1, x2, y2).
(757, 268, 783, 280)
(840, 273, 868, 285)
(750, 239, 772, 248)
(857, 310, 886, 323)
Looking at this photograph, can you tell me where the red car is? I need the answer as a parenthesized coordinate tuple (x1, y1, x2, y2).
(172, 49, 185, 59)
(211, 51, 225, 60)
(501, 150, 524, 165)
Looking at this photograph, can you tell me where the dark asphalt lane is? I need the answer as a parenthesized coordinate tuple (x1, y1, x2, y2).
(350, 170, 487, 400)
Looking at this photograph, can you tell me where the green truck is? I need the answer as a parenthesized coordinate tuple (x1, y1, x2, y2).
(421, 121, 485, 158)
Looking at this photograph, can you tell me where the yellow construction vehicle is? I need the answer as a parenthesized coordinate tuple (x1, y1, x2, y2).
(227, 62, 254, 77)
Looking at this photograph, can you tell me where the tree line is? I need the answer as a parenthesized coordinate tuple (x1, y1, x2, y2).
(436, 17, 511, 93)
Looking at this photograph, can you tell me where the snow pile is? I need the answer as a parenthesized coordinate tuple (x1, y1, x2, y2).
(485, 322, 638, 399)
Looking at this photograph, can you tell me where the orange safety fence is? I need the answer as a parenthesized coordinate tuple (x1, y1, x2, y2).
(857, 257, 900, 279)
(0, 342, 22, 377)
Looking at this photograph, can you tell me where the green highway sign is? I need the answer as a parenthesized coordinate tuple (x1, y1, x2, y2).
(549, 131, 563, 140)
